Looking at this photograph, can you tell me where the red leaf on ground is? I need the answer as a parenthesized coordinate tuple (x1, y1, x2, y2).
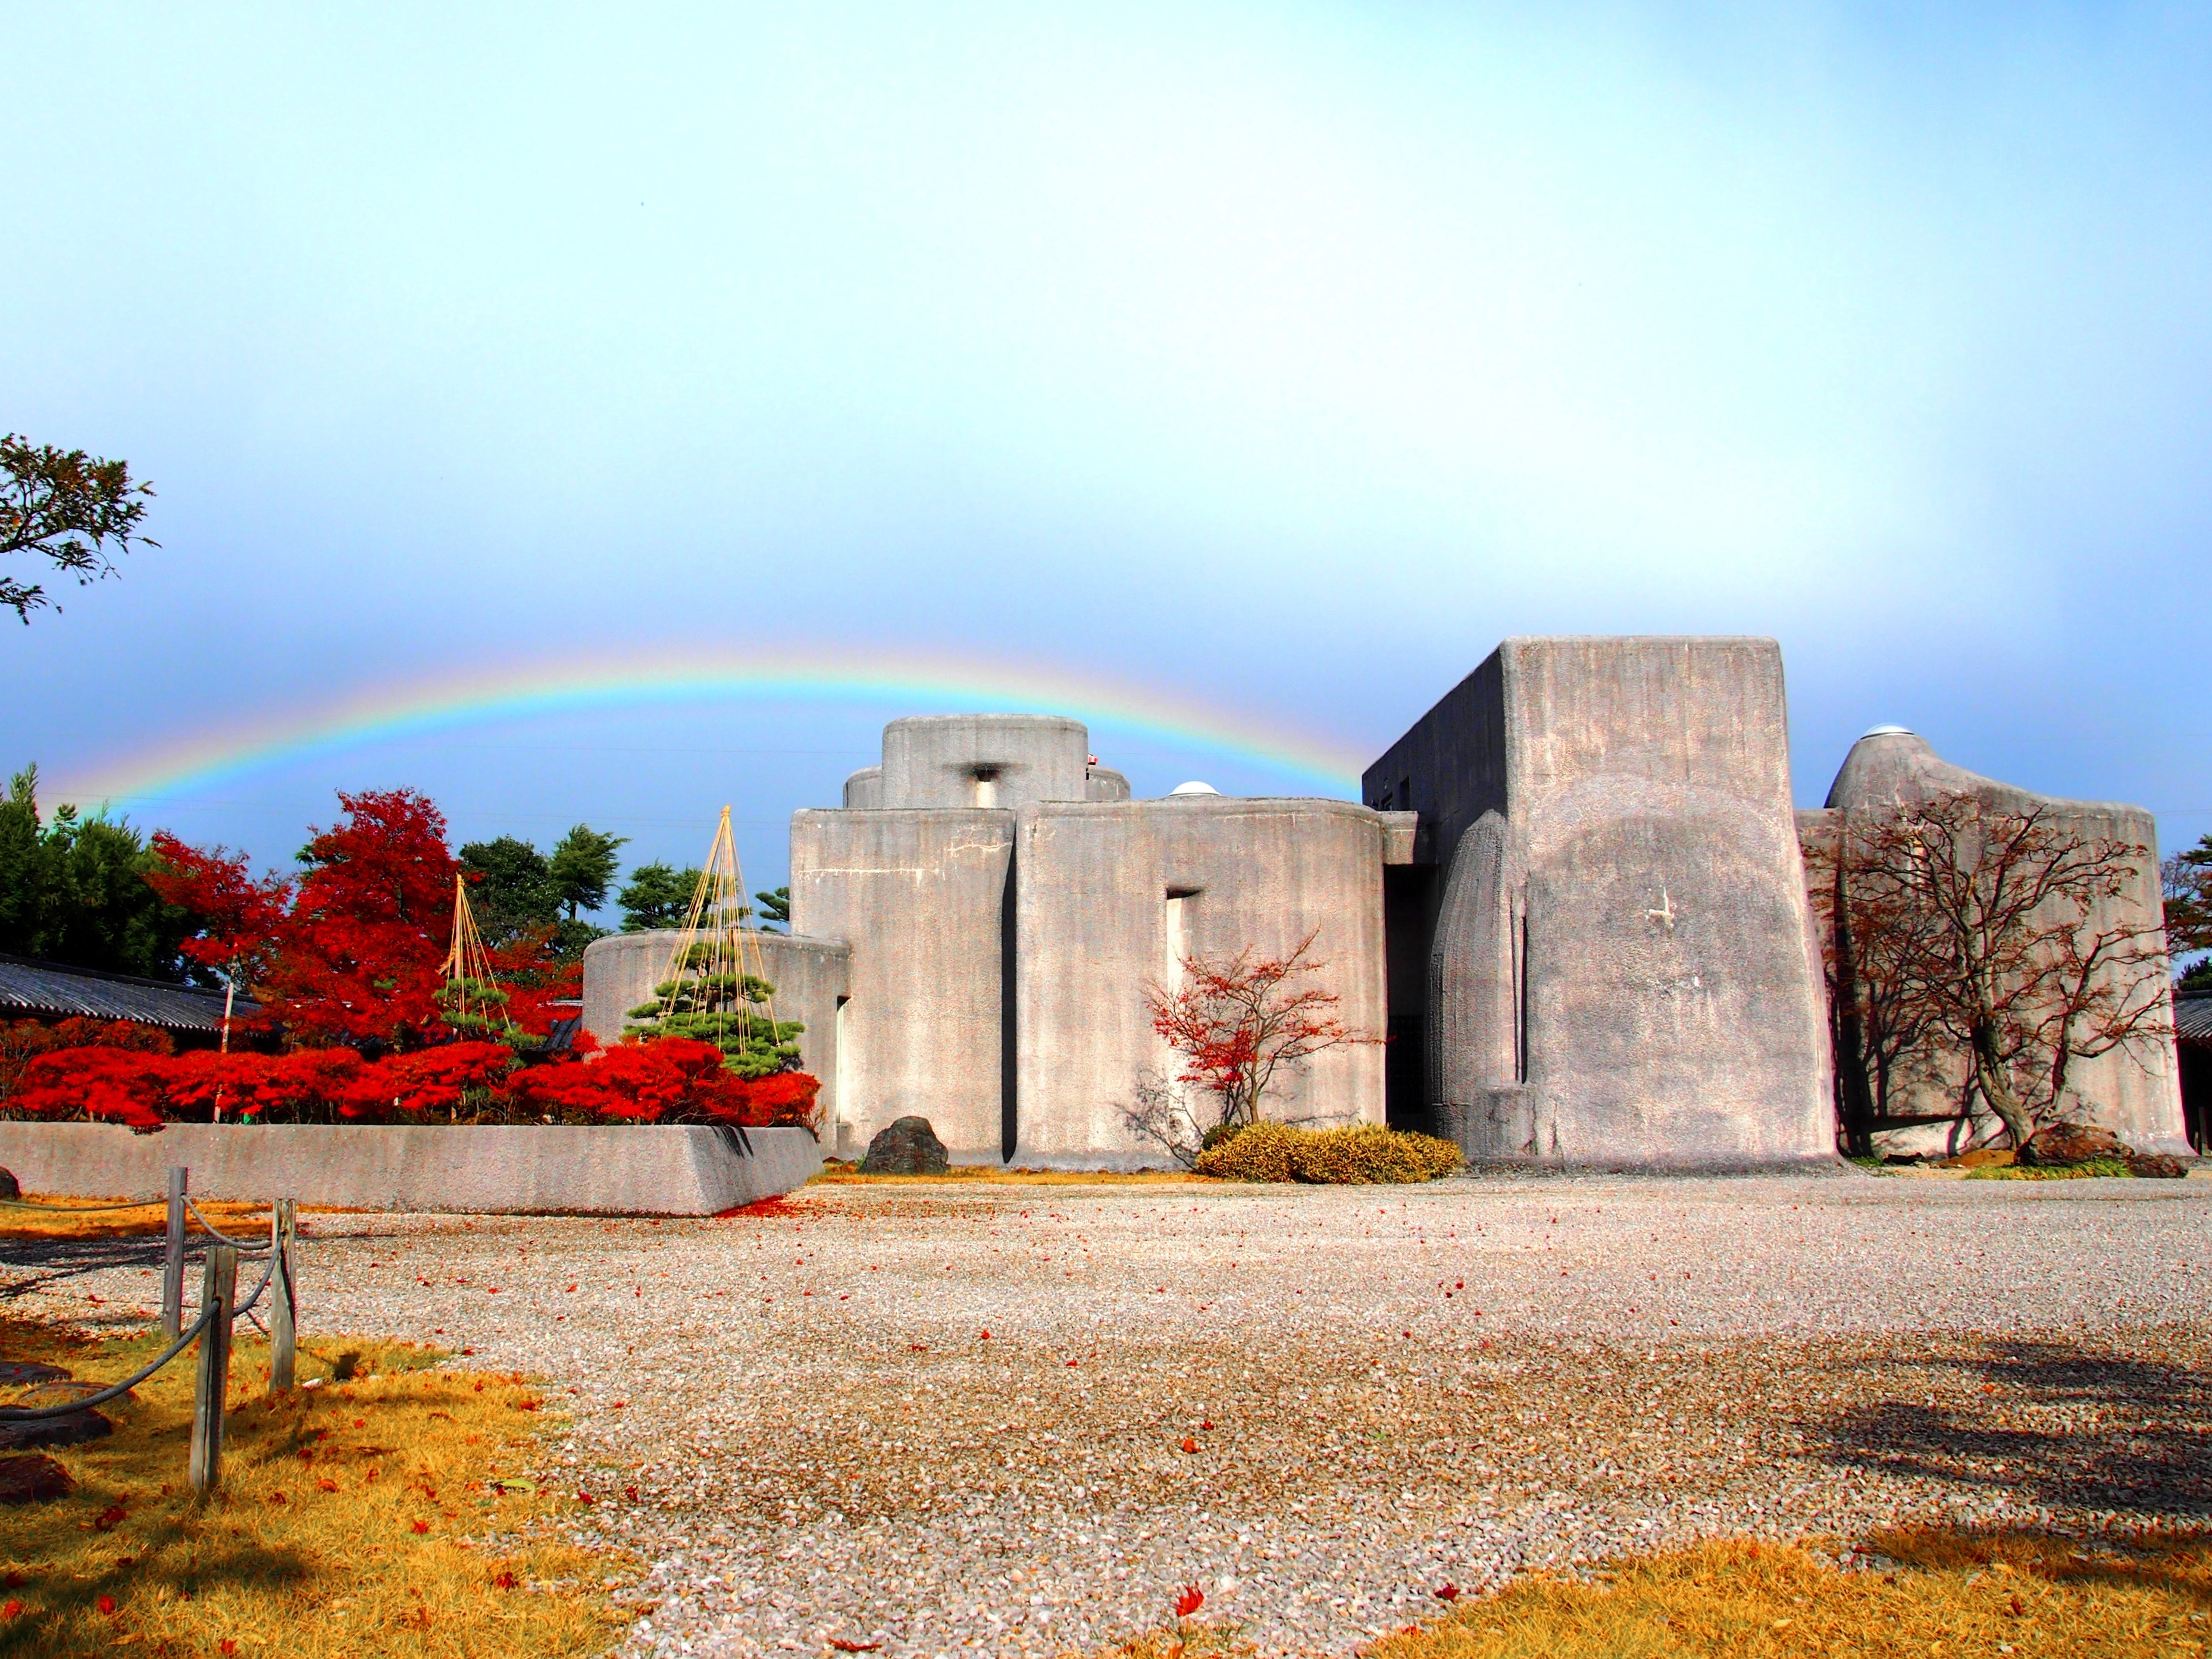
(93, 1503, 126, 1530)
(1434, 1583, 1460, 1601)
(827, 1642, 883, 1653)
(1180, 1437, 1199, 1454)
(97, 1595, 117, 1614)
(4, 1599, 23, 1619)
(492, 1571, 517, 1590)
(1174, 1585, 1204, 1619)
(411, 1520, 430, 1533)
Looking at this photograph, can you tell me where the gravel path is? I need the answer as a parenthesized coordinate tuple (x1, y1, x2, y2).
(10, 1172, 2212, 1657)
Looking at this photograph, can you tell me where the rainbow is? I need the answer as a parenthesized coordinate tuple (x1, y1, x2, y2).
(50, 644, 1369, 806)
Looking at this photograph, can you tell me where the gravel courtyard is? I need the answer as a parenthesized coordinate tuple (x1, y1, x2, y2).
(11, 1173, 2212, 1657)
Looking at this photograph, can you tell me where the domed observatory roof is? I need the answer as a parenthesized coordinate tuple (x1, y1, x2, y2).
(1167, 781, 1220, 797)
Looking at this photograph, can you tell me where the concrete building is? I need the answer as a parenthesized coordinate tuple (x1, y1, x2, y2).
(1802, 725, 2189, 1157)
(578, 637, 2185, 1169)
(787, 715, 1394, 1166)
(1362, 637, 1835, 1170)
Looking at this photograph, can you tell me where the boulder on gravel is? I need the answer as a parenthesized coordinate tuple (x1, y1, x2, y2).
(2127, 1153, 2189, 1179)
(0, 1408, 111, 1452)
(0, 1362, 70, 1387)
(2021, 1123, 2129, 1166)
(0, 1453, 74, 1504)
(862, 1116, 950, 1175)
(0, 1166, 18, 1201)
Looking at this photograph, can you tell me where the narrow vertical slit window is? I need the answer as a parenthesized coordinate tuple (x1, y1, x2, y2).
(833, 995, 852, 1154)
(1515, 908, 1530, 1084)
(1164, 887, 1200, 981)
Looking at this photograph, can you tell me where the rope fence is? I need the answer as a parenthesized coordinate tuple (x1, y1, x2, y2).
(184, 1194, 274, 1254)
(0, 1166, 302, 1493)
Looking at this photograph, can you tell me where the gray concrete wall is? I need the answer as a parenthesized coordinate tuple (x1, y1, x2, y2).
(579, 930, 850, 1127)
(788, 807, 1013, 1162)
(881, 715, 1090, 809)
(0, 1122, 821, 1214)
(843, 767, 884, 810)
(1820, 728, 2187, 1154)
(1085, 766, 1131, 803)
(1009, 796, 1389, 1169)
(1373, 637, 1835, 1169)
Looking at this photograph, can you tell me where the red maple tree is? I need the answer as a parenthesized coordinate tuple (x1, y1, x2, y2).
(143, 833, 293, 992)
(264, 788, 459, 1049)
(1146, 928, 1373, 1131)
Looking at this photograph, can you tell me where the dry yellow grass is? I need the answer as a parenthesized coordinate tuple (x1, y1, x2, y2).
(809, 1163, 1209, 1186)
(1348, 1530, 2212, 1658)
(1, 1194, 295, 1246)
(0, 1313, 631, 1658)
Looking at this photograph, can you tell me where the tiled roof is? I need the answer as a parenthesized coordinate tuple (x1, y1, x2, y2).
(0, 954, 256, 1033)
(2177, 992, 2212, 1047)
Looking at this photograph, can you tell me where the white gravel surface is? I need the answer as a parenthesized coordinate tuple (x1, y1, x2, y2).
(11, 1172, 2212, 1658)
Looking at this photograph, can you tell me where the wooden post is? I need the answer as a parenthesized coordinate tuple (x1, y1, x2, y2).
(188, 1244, 236, 1493)
(161, 1167, 187, 1341)
(269, 1199, 297, 1393)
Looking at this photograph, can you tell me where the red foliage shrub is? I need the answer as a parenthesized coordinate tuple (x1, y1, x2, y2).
(501, 1041, 819, 1129)
(7, 1046, 173, 1131)
(0, 1016, 813, 1132)
(363, 1043, 518, 1120)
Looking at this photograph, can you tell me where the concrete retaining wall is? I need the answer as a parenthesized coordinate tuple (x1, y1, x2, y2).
(0, 1122, 821, 1215)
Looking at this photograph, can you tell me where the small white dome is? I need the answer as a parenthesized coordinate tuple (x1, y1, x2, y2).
(1168, 781, 1219, 796)
(1859, 724, 1915, 739)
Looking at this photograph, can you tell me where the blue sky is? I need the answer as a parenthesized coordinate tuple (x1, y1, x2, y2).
(4, 2, 2207, 907)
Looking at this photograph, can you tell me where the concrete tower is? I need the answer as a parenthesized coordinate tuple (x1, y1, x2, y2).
(1366, 637, 1836, 1169)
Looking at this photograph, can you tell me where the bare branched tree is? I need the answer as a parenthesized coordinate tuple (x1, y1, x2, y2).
(1807, 824, 1951, 1156)
(1834, 793, 2170, 1150)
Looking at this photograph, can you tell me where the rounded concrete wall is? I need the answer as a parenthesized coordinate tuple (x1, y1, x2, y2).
(843, 766, 884, 809)
(1822, 730, 2186, 1154)
(580, 930, 852, 1126)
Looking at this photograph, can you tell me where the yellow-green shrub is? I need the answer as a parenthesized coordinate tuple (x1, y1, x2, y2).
(1195, 1120, 1463, 1184)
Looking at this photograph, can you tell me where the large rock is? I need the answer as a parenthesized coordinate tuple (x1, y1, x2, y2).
(2022, 1122, 2130, 1166)
(0, 1362, 68, 1386)
(0, 1454, 73, 1504)
(862, 1116, 950, 1175)
(0, 1408, 111, 1451)
(2127, 1153, 2189, 1179)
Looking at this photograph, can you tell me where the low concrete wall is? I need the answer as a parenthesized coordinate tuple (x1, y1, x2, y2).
(0, 1123, 821, 1215)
